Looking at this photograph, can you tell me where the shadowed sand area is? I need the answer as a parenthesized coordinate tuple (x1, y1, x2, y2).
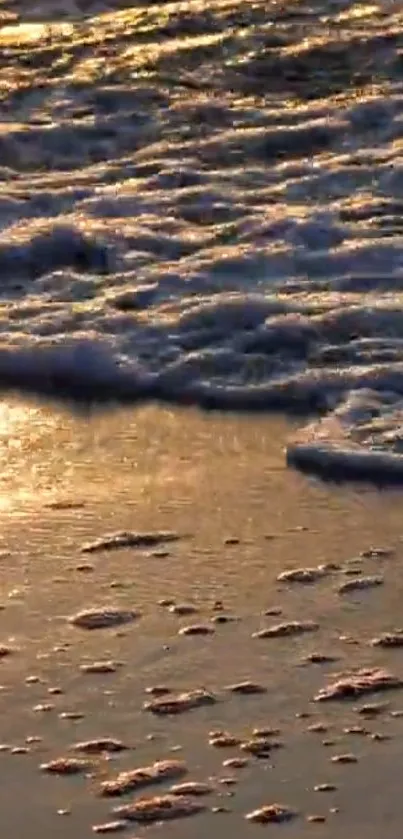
(1, 400, 403, 835)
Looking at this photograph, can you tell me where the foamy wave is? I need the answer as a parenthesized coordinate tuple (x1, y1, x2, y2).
(0, 0, 403, 481)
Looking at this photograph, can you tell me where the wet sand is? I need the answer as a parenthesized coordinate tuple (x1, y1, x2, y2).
(0, 400, 403, 835)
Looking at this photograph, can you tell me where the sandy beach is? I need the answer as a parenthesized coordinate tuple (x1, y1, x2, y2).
(0, 399, 403, 836)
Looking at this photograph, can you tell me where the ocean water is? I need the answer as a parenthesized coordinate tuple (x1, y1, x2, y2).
(0, 0, 403, 481)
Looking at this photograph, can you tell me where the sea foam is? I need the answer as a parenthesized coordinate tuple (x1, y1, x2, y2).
(0, 0, 403, 482)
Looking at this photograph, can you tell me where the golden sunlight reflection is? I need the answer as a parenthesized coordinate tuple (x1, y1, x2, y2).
(0, 22, 74, 46)
(0, 400, 59, 511)
(0, 399, 247, 516)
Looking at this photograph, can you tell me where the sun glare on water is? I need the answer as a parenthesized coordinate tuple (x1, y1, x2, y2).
(0, 21, 74, 46)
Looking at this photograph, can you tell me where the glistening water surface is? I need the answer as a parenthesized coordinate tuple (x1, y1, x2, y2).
(0, 401, 403, 836)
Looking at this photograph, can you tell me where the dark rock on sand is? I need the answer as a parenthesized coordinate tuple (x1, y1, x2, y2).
(82, 531, 180, 553)
(355, 702, 388, 716)
(143, 689, 216, 715)
(241, 737, 282, 757)
(80, 661, 121, 673)
(178, 624, 214, 636)
(277, 567, 327, 584)
(92, 822, 128, 834)
(224, 681, 266, 694)
(305, 653, 339, 664)
(223, 757, 249, 769)
(41, 757, 93, 775)
(371, 631, 403, 647)
(331, 753, 358, 764)
(112, 794, 206, 823)
(72, 739, 127, 754)
(69, 608, 138, 629)
(209, 732, 241, 748)
(253, 621, 318, 639)
(314, 783, 337, 792)
(145, 685, 171, 696)
(169, 782, 213, 796)
(100, 760, 187, 797)
(169, 604, 198, 616)
(338, 576, 384, 594)
(246, 804, 297, 824)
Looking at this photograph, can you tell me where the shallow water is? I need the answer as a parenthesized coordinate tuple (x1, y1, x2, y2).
(1, 401, 403, 835)
(0, 0, 402, 479)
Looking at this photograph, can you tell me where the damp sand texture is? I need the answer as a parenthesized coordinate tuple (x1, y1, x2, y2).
(1, 405, 403, 837)
(0, 0, 401, 482)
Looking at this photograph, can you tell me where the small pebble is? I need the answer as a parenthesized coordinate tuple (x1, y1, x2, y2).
(80, 661, 120, 674)
(338, 576, 383, 595)
(314, 668, 402, 702)
(209, 734, 241, 748)
(360, 547, 393, 558)
(33, 704, 54, 713)
(277, 567, 326, 584)
(169, 782, 213, 796)
(41, 757, 93, 775)
(225, 681, 266, 695)
(92, 821, 128, 834)
(314, 783, 337, 792)
(145, 686, 171, 696)
(100, 760, 187, 797)
(305, 653, 338, 664)
(343, 726, 367, 735)
(112, 794, 205, 823)
(72, 739, 127, 754)
(211, 615, 237, 624)
(179, 625, 214, 636)
(169, 604, 198, 616)
(82, 531, 180, 553)
(371, 632, 403, 648)
(69, 608, 138, 630)
(222, 757, 249, 769)
(246, 804, 296, 824)
(253, 621, 318, 639)
(144, 689, 216, 715)
(356, 703, 388, 717)
(241, 738, 280, 757)
(331, 754, 358, 764)
(252, 727, 280, 737)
